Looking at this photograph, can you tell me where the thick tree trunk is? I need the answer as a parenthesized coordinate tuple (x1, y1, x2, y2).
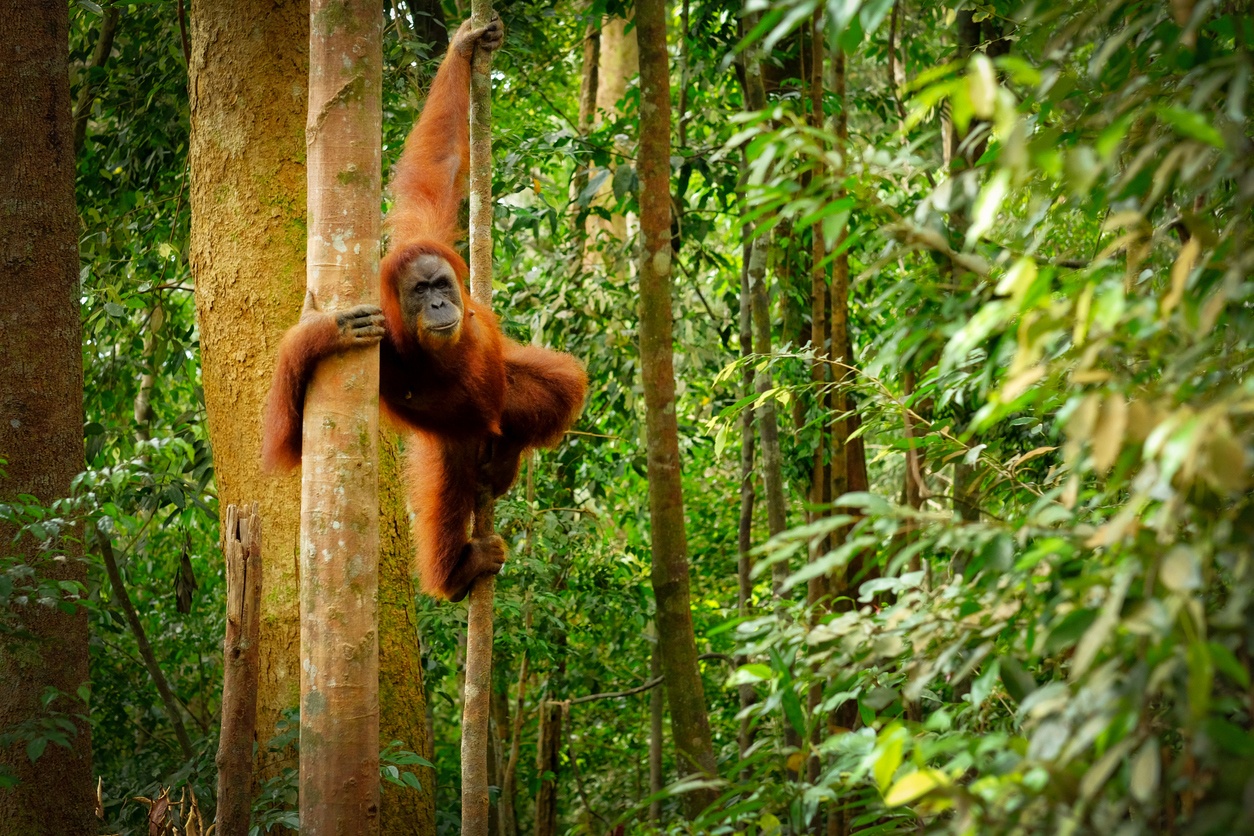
(216, 504, 263, 836)
(189, 0, 309, 789)
(298, 2, 383, 833)
(190, 3, 432, 829)
(377, 432, 436, 832)
(636, 0, 719, 819)
(0, 4, 95, 831)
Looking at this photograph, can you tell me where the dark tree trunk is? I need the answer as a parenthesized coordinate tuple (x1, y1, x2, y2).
(533, 699, 563, 836)
(0, 3, 95, 831)
(636, 0, 719, 818)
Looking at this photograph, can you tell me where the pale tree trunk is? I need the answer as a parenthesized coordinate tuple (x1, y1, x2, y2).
(191, 3, 432, 828)
(637, 0, 719, 819)
(0, 4, 95, 831)
(584, 11, 637, 262)
(462, 2, 498, 834)
(569, 12, 599, 252)
(297, 1, 383, 833)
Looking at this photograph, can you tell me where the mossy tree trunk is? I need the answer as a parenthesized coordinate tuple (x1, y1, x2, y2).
(636, 0, 719, 819)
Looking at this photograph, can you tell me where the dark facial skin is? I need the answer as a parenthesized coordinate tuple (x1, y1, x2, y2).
(399, 253, 464, 341)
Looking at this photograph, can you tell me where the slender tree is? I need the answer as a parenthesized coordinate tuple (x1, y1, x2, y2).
(0, 4, 95, 832)
(636, 0, 719, 818)
(741, 25, 791, 595)
(298, 1, 382, 832)
(462, 1, 498, 834)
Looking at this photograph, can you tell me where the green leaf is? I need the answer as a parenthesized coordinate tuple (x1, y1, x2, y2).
(781, 687, 806, 737)
(1208, 642, 1250, 689)
(25, 738, 46, 763)
(1156, 106, 1225, 148)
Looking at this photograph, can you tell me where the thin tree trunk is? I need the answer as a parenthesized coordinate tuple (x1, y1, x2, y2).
(737, 238, 758, 765)
(637, 0, 719, 818)
(299, 1, 382, 833)
(806, 10, 828, 793)
(742, 30, 790, 587)
(489, 660, 510, 836)
(533, 699, 563, 836)
(570, 11, 600, 253)
(97, 528, 195, 759)
(406, 0, 449, 55)
(499, 649, 529, 836)
(0, 7, 94, 829)
(216, 504, 263, 836)
(648, 632, 664, 821)
(73, 5, 120, 154)
(462, 2, 498, 834)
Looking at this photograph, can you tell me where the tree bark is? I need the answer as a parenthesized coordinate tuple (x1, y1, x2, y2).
(298, 2, 382, 833)
(498, 649, 529, 836)
(216, 504, 263, 836)
(190, 2, 432, 827)
(737, 238, 758, 765)
(189, 0, 309, 790)
(0, 4, 95, 831)
(377, 432, 436, 832)
(584, 11, 638, 261)
(741, 23, 790, 598)
(570, 12, 600, 251)
(533, 699, 563, 836)
(806, 11, 828, 792)
(648, 631, 664, 821)
(462, 2, 498, 835)
(807, 7, 831, 610)
(636, 0, 719, 818)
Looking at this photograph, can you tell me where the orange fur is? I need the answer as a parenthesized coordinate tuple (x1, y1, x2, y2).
(261, 29, 587, 601)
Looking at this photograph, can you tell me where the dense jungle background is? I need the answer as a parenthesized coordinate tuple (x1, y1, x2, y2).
(1, 0, 1251, 833)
